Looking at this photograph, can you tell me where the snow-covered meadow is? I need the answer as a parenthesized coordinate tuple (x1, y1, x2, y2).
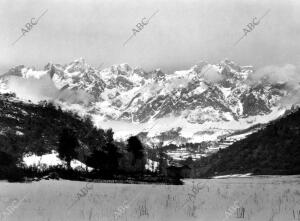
(0, 176, 300, 221)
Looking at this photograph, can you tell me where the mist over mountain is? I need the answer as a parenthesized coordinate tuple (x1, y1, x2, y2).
(1, 58, 299, 159)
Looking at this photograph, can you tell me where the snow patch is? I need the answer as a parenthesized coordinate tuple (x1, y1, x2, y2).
(22, 150, 93, 172)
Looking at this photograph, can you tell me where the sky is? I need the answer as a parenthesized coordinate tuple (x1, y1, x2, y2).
(1, 0, 300, 74)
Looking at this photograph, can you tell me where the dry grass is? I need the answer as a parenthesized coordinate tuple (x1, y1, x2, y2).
(0, 176, 300, 221)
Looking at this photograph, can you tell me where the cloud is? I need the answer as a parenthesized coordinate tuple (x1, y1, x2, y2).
(6, 74, 92, 105)
(279, 86, 300, 107)
(249, 64, 300, 88)
(7, 74, 58, 102)
(201, 65, 225, 83)
(56, 88, 93, 106)
(249, 64, 300, 107)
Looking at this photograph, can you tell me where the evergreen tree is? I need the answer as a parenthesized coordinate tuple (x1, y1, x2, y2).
(127, 136, 144, 160)
(104, 129, 121, 173)
(58, 128, 78, 169)
(106, 142, 121, 173)
(158, 146, 167, 176)
(126, 136, 145, 172)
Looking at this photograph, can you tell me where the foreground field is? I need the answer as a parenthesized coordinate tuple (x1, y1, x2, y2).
(0, 176, 300, 221)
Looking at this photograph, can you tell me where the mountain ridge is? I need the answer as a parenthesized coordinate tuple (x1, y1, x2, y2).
(0, 59, 296, 157)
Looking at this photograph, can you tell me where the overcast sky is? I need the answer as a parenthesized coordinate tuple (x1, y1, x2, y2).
(1, 0, 300, 74)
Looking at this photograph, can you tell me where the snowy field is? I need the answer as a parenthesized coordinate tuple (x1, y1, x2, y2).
(0, 176, 300, 221)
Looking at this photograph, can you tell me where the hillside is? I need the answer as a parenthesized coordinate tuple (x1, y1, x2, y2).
(194, 108, 300, 177)
(0, 92, 111, 163)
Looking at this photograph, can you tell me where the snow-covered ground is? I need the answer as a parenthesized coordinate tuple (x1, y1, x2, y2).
(22, 150, 158, 172)
(166, 148, 207, 160)
(212, 173, 253, 179)
(0, 176, 299, 221)
(93, 106, 285, 143)
(22, 151, 93, 172)
(145, 159, 159, 172)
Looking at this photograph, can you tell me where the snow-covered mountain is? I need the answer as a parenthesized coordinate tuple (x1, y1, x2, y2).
(1, 58, 295, 158)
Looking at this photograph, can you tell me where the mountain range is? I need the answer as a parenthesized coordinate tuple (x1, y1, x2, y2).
(0, 58, 298, 159)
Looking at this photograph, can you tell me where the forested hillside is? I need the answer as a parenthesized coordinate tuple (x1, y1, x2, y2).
(193, 108, 300, 177)
(0, 93, 110, 161)
(0, 93, 162, 182)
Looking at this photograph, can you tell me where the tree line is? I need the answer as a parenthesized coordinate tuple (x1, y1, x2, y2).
(0, 94, 169, 181)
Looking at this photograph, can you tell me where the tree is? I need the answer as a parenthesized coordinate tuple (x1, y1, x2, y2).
(126, 136, 145, 173)
(86, 129, 122, 175)
(106, 142, 121, 174)
(104, 129, 120, 173)
(58, 128, 78, 169)
(106, 129, 114, 144)
(127, 136, 144, 160)
(0, 151, 15, 166)
(87, 150, 107, 171)
(158, 145, 167, 176)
